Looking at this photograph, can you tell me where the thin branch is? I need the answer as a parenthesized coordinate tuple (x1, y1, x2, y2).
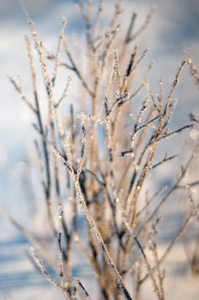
(127, 6, 156, 42)
(0, 204, 57, 269)
(52, 17, 67, 86)
(31, 247, 71, 299)
(185, 51, 199, 90)
(74, 277, 92, 300)
(8, 75, 37, 113)
(63, 38, 94, 97)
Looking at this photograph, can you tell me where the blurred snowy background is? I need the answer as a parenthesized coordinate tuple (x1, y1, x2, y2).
(0, 0, 199, 299)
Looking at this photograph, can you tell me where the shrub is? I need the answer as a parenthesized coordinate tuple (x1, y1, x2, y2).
(3, 0, 199, 299)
